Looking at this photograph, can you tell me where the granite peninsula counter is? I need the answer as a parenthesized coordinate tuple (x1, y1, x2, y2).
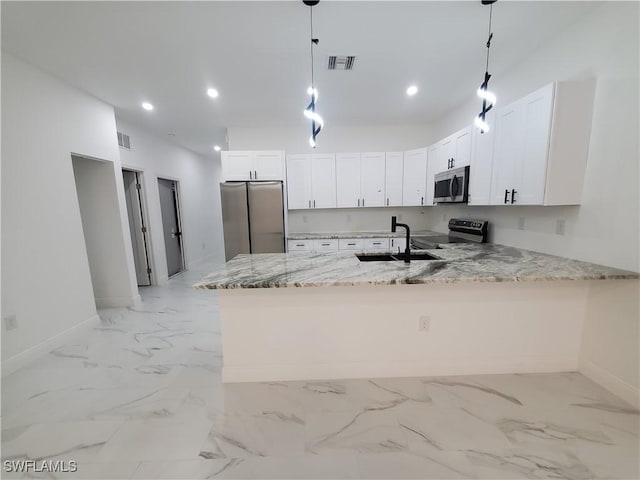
(194, 243, 637, 289)
(196, 245, 639, 406)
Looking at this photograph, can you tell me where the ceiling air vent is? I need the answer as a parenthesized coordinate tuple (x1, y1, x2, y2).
(117, 131, 131, 150)
(328, 55, 355, 71)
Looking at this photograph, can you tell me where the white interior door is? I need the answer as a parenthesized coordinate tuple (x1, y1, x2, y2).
(122, 170, 151, 286)
(158, 178, 184, 277)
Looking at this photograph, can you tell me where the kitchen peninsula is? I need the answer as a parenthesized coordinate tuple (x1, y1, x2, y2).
(195, 244, 638, 405)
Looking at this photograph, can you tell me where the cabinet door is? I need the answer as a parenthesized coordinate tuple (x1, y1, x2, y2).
(311, 154, 337, 209)
(384, 152, 403, 207)
(426, 143, 443, 206)
(221, 151, 253, 181)
(468, 110, 496, 206)
(402, 148, 428, 206)
(286, 154, 312, 210)
(514, 83, 554, 205)
(253, 151, 284, 180)
(360, 152, 386, 207)
(453, 127, 472, 168)
(390, 237, 407, 253)
(336, 153, 361, 208)
(490, 102, 523, 205)
(440, 136, 455, 170)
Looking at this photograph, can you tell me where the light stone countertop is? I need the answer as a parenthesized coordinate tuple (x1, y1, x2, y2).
(194, 243, 638, 289)
(287, 230, 440, 240)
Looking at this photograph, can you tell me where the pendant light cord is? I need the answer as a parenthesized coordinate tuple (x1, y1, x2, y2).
(485, 4, 493, 73)
(310, 6, 315, 91)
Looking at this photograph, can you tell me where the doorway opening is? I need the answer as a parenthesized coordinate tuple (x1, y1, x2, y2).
(71, 154, 139, 308)
(122, 169, 153, 286)
(158, 178, 185, 278)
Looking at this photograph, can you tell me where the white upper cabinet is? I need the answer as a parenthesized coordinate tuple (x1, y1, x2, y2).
(384, 152, 404, 207)
(468, 109, 496, 206)
(286, 154, 313, 209)
(221, 151, 253, 181)
(311, 154, 337, 209)
(253, 151, 285, 180)
(402, 148, 428, 206)
(336, 153, 362, 208)
(222, 150, 284, 181)
(452, 127, 472, 169)
(426, 143, 442, 206)
(489, 80, 594, 206)
(360, 152, 386, 207)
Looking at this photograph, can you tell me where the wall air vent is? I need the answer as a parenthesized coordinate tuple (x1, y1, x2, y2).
(117, 131, 131, 150)
(328, 56, 355, 71)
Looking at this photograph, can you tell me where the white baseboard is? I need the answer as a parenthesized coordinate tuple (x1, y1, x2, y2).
(95, 294, 141, 309)
(579, 359, 640, 409)
(1, 314, 101, 377)
(223, 356, 580, 384)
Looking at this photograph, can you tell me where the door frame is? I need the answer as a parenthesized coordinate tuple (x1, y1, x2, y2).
(122, 167, 156, 286)
(157, 175, 186, 277)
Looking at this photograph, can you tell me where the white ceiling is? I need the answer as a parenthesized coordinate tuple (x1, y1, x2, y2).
(1, 1, 601, 157)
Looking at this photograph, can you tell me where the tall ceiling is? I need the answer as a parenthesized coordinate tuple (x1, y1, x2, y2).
(2, 1, 601, 156)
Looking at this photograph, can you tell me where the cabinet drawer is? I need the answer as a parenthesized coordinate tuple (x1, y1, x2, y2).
(339, 238, 364, 250)
(313, 239, 339, 252)
(364, 238, 390, 251)
(287, 240, 313, 252)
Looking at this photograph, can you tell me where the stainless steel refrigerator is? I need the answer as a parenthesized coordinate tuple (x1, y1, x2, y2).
(220, 181, 285, 261)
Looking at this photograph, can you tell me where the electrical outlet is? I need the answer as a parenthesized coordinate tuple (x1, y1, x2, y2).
(347, 214, 352, 223)
(518, 217, 525, 231)
(418, 316, 430, 332)
(3, 314, 17, 331)
(555, 219, 566, 236)
(202, 243, 206, 250)
(442, 213, 446, 221)
(302, 215, 308, 223)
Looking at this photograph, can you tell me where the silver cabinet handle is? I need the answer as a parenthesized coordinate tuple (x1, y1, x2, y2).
(321, 243, 330, 246)
(511, 189, 517, 204)
(296, 244, 305, 247)
(249, 171, 253, 179)
(309, 200, 311, 208)
(358, 199, 360, 207)
(254, 170, 258, 179)
(386, 198, 389, 206)
(421, 196, 424, 205)
(362, 198, 365, 207)
(313, 200, 316, 208)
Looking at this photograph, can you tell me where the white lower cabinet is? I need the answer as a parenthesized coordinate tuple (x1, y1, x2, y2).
(364, 238, 390, 252)
(390, 237, 407, 253)
(338, 238, 364, 251)
(313, 239, 339, 252)
(287, 240, 313, 252)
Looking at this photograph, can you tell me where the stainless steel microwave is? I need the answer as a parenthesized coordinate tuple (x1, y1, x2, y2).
(433, 165, 470, 204)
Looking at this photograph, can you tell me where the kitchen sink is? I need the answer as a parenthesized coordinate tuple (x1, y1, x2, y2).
(356, 252, 439, 262)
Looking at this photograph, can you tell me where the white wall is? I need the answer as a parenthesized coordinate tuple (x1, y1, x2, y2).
(426, 1, 639, 272)
(228, 124, 433, 234)
(580, 280, 639, 408)
(228, 124, 433, 154)
(1, 53, 139, 367)
(72, 156, 136, 307)
(117, 119, 225, 282)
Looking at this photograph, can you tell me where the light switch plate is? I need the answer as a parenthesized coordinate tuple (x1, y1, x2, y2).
(3, 314, 17, 331)
(518, 217, 525, 230)
(556, 219, 566, 235)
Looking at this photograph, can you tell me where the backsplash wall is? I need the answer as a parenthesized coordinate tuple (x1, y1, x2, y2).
(288, 207, 431, 233)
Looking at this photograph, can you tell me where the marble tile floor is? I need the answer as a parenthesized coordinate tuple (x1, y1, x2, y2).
(1, 261, 638, 479)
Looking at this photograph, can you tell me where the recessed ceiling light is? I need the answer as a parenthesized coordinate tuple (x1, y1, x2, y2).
(207, 88, 219, 98)
(213, 145, 221, 152)
(142, 102, 154, 111)
(406, 85, 418, 96)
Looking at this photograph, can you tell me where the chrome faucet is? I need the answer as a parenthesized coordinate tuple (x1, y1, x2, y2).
(391, 216, 411, 263)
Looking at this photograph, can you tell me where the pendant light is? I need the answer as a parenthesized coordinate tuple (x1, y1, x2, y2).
(474, 0, 497, 134)
(303, 0, 324, 148)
